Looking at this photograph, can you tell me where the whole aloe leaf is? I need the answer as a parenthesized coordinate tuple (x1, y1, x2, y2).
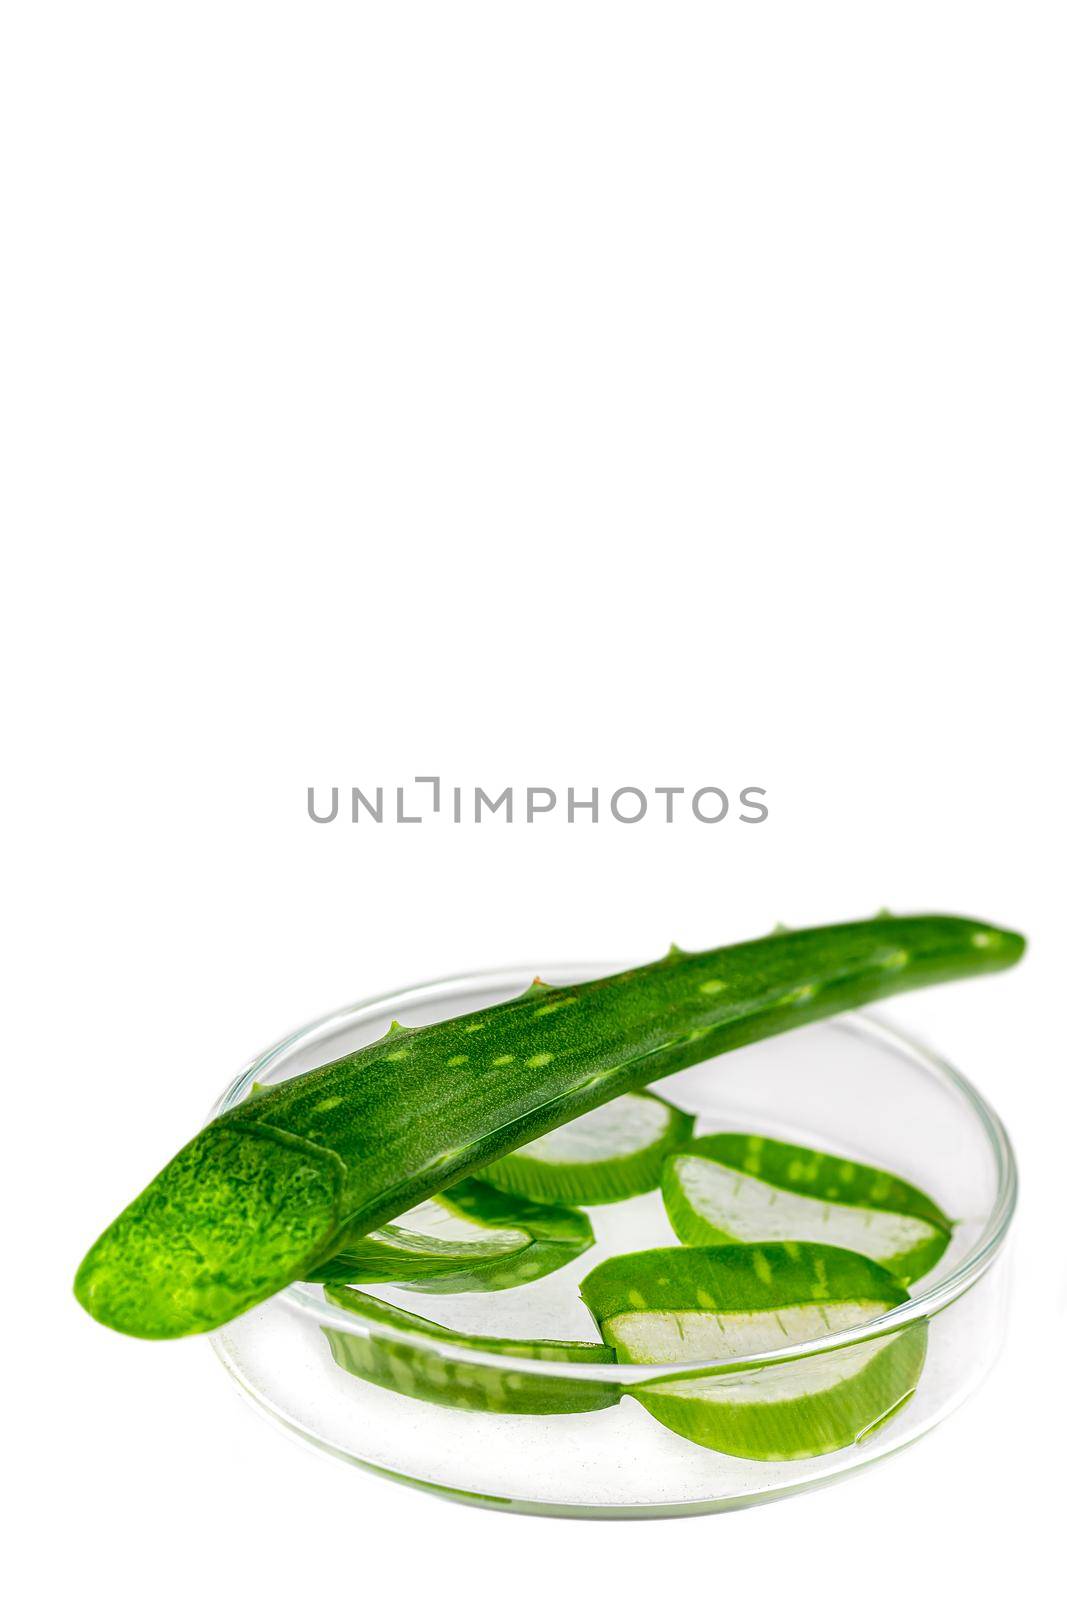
(74, 914, 1023, 1339)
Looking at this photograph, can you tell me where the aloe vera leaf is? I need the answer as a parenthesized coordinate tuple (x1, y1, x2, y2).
(74, 913, 1023, 1338)
(662, 1134, 951, 1284)
(322, 1286, 618, 1414)
(480, 1090, 694, 1205)
(581, 1243, 927, 1460)
(308, 1177, 593, 1293)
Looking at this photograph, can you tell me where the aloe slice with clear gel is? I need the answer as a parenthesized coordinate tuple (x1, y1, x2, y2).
(662, 1133, 951, 1284)
(482, 1090, 695, 1206)
(308, 1177, 593, 1293)
(323, 1285, 618, 1414)
(581, 1243, 927, 1460)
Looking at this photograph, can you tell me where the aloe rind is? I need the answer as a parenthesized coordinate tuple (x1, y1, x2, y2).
(74, 914, 1023, 1338)
(662, 1134, 952, 1284)
(581, 1243, 927, 1460)
(309, 1177, 593, 1293)
(581, 1240, 904, 1322)
(482, 1091, 695, 1205)
(323, 1286, 618, 1414)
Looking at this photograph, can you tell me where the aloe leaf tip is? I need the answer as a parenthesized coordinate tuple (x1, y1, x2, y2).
(74, 1123, 347, 1339)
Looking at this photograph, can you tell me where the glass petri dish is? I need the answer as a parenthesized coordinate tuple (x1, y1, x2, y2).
(209, 963, 1016, 1517)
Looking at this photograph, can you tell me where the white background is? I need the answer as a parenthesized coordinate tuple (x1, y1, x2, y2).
(4, 3, 1064, 1596)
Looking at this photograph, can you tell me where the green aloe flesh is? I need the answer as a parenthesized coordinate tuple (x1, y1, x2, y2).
(74, 914, 1023, 1338)
(581, 1244, 927, 1461)
(662, 1134, 952, 1285)
(323, 1286, 618, 1414)
(482, 1090, 694, 1206)
(308, 1177, 592, 1293)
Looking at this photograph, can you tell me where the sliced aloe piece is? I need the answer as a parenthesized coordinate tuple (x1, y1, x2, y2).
(581, 1243, 927, 1460)
(323, 1285, 618, 1414)
(663, 1133, 951, 1284)
(308, 1176, 593, 1293)
(482, 1090, 695, 1206)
